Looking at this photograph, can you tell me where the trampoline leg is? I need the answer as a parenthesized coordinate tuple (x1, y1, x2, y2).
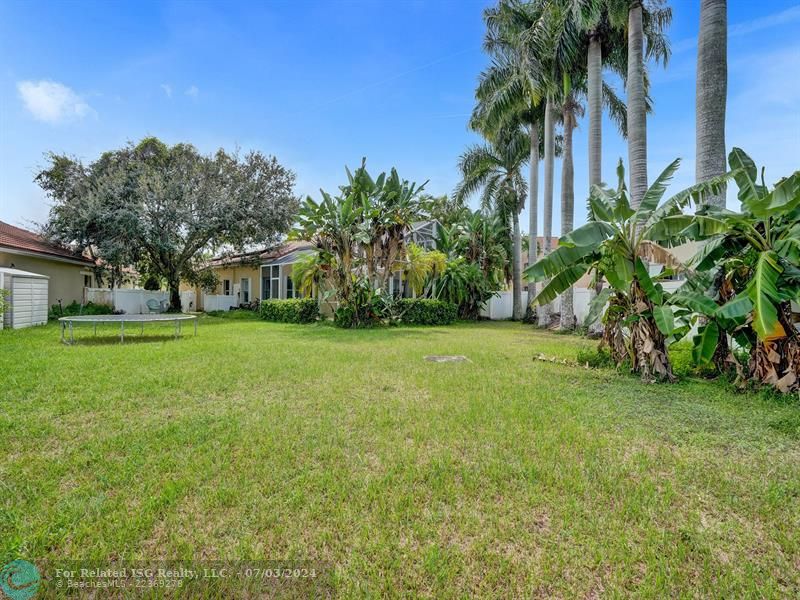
(60, 321, 65, 344)
(141, 321, 144, 336)
(94, 322, 97, 336)
(69, 321, 74, 345)
(120, 321, 125, 344)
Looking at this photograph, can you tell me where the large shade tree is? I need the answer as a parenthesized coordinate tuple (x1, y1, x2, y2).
(38, 137, 298, 310)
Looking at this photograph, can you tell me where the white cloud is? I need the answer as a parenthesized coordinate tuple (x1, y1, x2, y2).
(729, 5, 800, 37)
(672, 5, 800, 56)
(185, 85, 199, 98)
(17, 80, 93, 123)
(160, 83, 173, 98)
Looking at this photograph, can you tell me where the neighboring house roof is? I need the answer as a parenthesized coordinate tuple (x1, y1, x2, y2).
(259, 240, 314, 261)
(0, 220, 94, 265)
(0, 266, 50, 279)
(207, 240, 315, 268)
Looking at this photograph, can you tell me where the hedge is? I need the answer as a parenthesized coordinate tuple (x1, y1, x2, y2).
(397, 299, 457, 325)
(49, 301, 114, 319)
(260, 298, 319, 324)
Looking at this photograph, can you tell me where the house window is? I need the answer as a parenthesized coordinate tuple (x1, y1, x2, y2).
(261, 266, 280, 299)
(83, 274, 92, 288)
(223, 279, 231, 295)
(390, 271, 403, 298)
(286, 276, 294, 298)
(241, 278, 250, 303)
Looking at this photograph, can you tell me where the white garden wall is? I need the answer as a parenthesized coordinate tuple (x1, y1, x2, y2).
(202, 294, 238, 312)
(85, 288, 195, 314)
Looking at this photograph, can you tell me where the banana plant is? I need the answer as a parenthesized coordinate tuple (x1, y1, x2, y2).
(674, 148, 800, 392)
(524, 157, 727, 381)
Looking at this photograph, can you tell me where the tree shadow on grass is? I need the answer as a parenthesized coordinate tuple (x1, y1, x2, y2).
(285, 323, 453, 344)
(60, 334, 195, 346)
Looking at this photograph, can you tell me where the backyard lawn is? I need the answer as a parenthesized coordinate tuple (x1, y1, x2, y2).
(1, 316, 799, 597)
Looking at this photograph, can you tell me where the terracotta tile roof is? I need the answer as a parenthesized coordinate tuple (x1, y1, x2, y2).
(207, 240, 314, 268)
(259, 240, 314, 261)
(0, 220, 94, 265)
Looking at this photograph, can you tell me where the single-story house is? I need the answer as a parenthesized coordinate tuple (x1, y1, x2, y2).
(0, 220, 96, 308)
(188, 220, 443, 310)
(184, 241, 317, 310)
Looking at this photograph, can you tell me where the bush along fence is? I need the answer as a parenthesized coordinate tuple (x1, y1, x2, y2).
(396, 299, 457, 325)
(260, 299, 319, 324)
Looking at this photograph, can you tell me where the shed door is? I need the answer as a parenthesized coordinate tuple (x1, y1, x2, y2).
(11, 276, 48, 328)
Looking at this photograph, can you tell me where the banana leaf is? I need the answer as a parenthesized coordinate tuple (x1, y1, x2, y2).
(747, 251, 786, 341)
(728, 147, 769, 214)
(531, 264, 588, 306)
(524, 243, 597, 281)
(653, 305, 675, 336)
(635, 158, 680, 224)
(561, 221, 615, 248)
(692, 321, 720, 366)
(634, 258, 664, 304)
(584, 287, 613, 327)
(715, 292, 753, 321)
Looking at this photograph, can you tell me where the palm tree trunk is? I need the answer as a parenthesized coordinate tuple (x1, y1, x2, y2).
(512, 208, 522, 320)
(559, 102, 575, 330)
(627, 3, 648, 208)
(588, 32, 602, 188)
(528, 122, 539, 303)
(696, 0, 727, 208)
(538, 98, 556, 328)
(588, 32, 605, 334)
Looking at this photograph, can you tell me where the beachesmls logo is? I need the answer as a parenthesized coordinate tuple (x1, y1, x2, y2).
(0, 560, 40, 600)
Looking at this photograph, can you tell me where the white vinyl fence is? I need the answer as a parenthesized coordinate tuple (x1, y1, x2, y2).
(482, 288, 593, 322)
(202, 294, 239, 312)
(85, 288, 195, 314)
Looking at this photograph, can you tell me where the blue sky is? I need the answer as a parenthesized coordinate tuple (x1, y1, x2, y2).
(1, 0, 799, 235)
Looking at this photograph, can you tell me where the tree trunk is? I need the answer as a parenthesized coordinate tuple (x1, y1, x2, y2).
(512, 208, 523, 321)
(587, 33, 605, 335)
(696, 0, 728, 208)
(538, 98, 556, 328)
(528, 123, 540, 305)
(169, 277, 182, 312)
(559, 102, 575, 330)
(629, 280, 675, 382)
(749, 303, 800, 393)
(588, 32, 603, 188)
(627, 3, 648, 208)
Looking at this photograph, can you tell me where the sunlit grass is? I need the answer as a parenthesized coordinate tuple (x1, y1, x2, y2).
(1, 318, 798, 596)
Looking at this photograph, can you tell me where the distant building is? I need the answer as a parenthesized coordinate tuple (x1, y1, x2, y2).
(0, 220, 95, 307)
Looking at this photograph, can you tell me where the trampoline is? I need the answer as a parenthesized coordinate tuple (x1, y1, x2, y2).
(59, 314, 198, 344)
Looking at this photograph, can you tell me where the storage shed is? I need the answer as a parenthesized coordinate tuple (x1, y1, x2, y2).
(1, 267, 49, 330)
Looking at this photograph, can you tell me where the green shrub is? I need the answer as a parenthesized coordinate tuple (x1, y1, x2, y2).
(397, 299, 457, 325)
(260, 299, 319, 324)
(206, 309, 261, 320)
(49, 300, 114, 319)
(576, 347, 615, 369)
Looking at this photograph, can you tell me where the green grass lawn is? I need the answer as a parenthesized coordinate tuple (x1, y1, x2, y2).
(1, 317, 799, 597)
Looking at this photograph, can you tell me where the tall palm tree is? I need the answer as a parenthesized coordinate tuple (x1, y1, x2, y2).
(626, 1, 648, 208)
(453, 128, 529, 320)
(482, 1, 550, 310)
(696, 0, 727, 207)
(558, 91, 583, 328)
(470, 57, 549, 309)
(606, 0, 672, 208)
(518, 0, 584, 327)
